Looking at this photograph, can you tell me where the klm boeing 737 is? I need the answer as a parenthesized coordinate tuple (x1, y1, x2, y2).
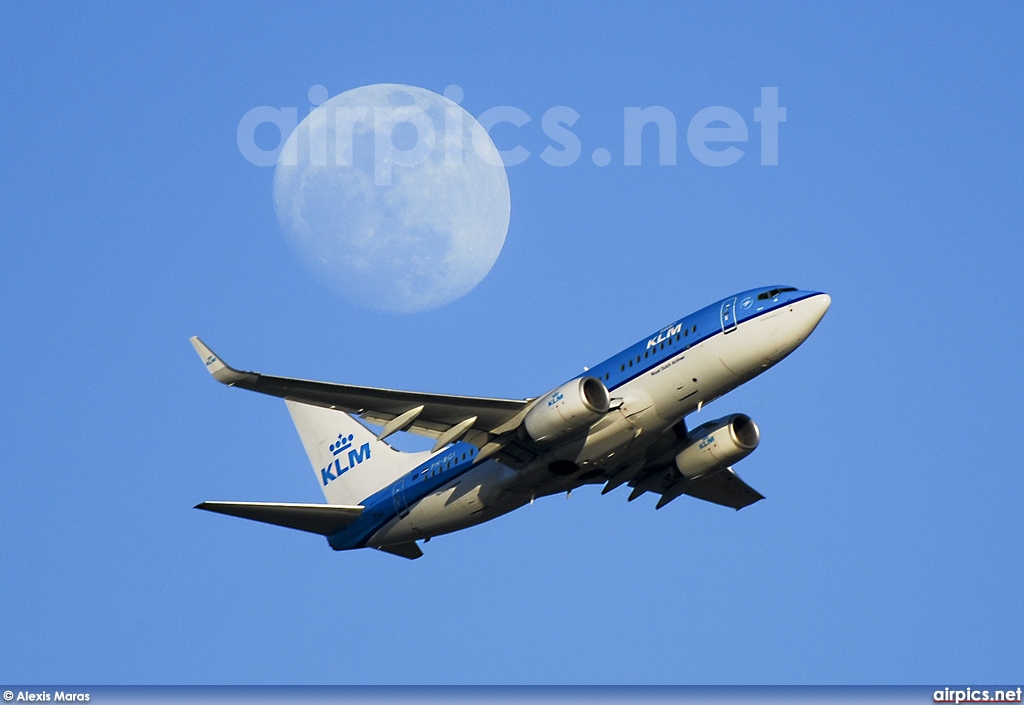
(191, 286, 830, 559)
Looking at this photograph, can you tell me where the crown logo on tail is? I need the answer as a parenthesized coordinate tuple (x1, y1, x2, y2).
(330, 433, 355, 456)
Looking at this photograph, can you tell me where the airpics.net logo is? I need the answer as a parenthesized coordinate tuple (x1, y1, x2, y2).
(237, 84, 786, 175)
(934, 687, 1023, 703)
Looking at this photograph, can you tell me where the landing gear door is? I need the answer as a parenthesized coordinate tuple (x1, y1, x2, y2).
(721, 297, 738, 334)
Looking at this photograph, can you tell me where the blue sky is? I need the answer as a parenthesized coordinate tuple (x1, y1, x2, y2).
(2, 2, 1022, 685)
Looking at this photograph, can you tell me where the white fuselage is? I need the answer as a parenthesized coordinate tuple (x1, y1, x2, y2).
(366, 293, 831, 546)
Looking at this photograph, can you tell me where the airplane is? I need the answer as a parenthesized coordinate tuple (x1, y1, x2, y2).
(190, 285, 830, 559)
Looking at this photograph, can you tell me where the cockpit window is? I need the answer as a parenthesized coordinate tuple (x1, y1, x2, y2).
(757, 287, 797, 300)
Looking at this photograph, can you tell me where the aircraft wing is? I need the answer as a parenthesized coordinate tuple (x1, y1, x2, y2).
(190, 337, 536, 461)
(682, 467, 764, 510)
(624, 463, 764, 510)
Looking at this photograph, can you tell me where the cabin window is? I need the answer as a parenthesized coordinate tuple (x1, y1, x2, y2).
(620, 364, 625, 371)
(644, 351, 648, 359)
(692, 325, 696, 332)
(660, 342, 664, 350)
(628, 360, 632, 367)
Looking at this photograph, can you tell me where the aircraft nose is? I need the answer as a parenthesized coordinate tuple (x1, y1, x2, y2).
(798, 293, 831, 337)
(810, 293, 831, 323)
(759, 292, 832, 364)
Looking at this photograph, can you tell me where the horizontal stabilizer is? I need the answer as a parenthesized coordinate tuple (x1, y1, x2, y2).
(195, 501, 363, 535)
(375, 542, 423, 560)
(683, 467, 764, 510)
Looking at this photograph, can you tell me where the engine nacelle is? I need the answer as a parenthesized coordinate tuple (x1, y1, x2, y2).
(524, 377, 611, 443)
(674, 413, 760, 480)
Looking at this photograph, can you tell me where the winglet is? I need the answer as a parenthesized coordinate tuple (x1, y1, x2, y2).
(189, 336, 249, 385)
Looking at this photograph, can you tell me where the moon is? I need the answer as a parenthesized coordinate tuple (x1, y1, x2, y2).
(273, 84, 510, 313)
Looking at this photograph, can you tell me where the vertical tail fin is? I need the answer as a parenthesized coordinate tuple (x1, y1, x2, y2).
(285, 400, 430, 505)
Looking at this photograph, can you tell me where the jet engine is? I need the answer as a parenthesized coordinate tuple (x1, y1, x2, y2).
(524, 377, 611, 443)
(674, 413, 760, 480)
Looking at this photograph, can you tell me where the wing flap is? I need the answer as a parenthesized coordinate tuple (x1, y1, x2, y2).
(195, 501, 364, 535)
